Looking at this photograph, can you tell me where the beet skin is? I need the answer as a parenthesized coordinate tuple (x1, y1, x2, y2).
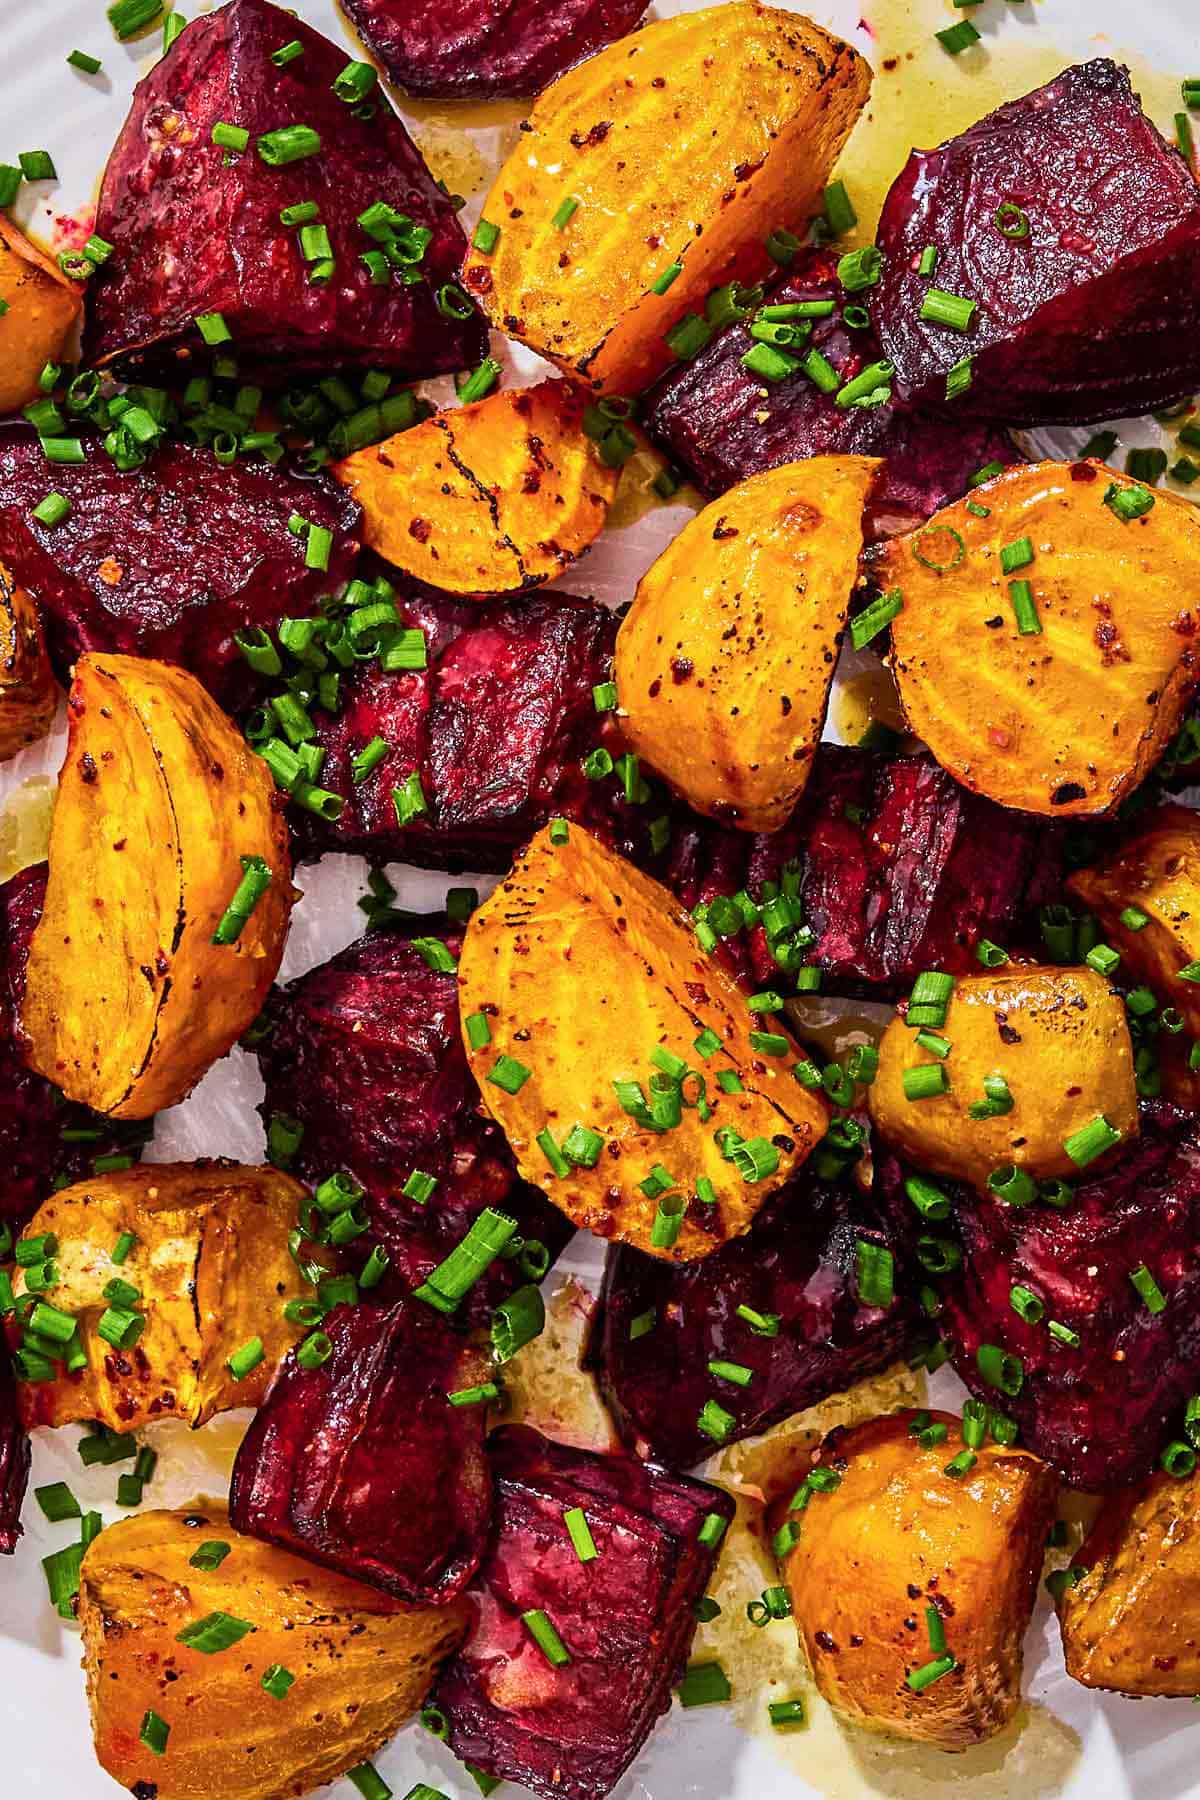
(881, 1103, 1200, 1487)
(229, 1297, 492, 1603)
(84, 0, 485, 380)
(254, 919, 572, 1323)
(874, 60, 1200, 423)
(0, 1341, 29, 1554)
(0, 425, 360, 712)
(433, 1425, 735, 1800)
(642, 249, 1016, 535)
(595, 1172, 916, 1468)
(340, 0, 649, 101)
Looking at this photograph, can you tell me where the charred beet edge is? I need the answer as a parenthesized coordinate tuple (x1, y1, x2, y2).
(879, 1103, 1200, 1487)
(285, 583, 651, 871)
(665, 747, 1062, 995)
(874, 59, 1200, 423)
(229, 1297, 492, 1602)
(641, 248, 1016, 536)
(0, 865, 145, 1233)
(0, 1338, 30, 1554)
(340, 0, 649, 101)
(254, 918, 572, 1323)
(84, 0, 486, 380)
(433, 1425, 735, 1800)
(594, 1172, 915, 1468)
(0, 425, 360, 712)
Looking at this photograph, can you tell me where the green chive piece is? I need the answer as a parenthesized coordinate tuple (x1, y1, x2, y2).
(522, 1607, 571, 1666)
(1130, 1262, 1167, 1315)
(823, 179, 856, 236)
(139, 1709, 170, 1756)
(472, 219, 500, 254)
(903, 1063, 950, 1101)
(261, 1663, 295, 1700)
(551, 194, 579, 230)
(1104, 481, 1155, 522)
(976, 1343, 1024, 1396)
(175, 1610, 256, 1654)
(189, 1540, 232, 1571)
(563, 1506, 598, 1563)
(68, 49, 104, 73)
(850, 586, 904, 650)
(907, 1653, 956, 1690)
(697, 1397, 736, 1444)
(678, 1660, 732, 1707)
(107, 0, 162, 41)
(226, 1336, 265, 1381)
(257, 126, 322, 167)
(35, 1482, 82, 1522)
(768, 1697, 806, 1728)
(211, 855, 272, 945)
(1063, 1114, 1121, 1168)
(458, 358, 502, 404)
(935, 19, 981, 53)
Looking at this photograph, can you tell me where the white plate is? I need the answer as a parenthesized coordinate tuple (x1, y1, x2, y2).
(0, 1, 1197, 1796)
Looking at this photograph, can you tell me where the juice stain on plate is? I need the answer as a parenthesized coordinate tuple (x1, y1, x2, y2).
(501, 1276, 617, 1451)
(0, 775, 54, 881)
(829, 663, 907, 748)
(406, 119, 492, 201)
(607, 448, 703, 532)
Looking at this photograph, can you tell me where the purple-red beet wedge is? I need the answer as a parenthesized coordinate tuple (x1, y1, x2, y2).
(0, 425, 360, 712)
(642, 248, 1016, 535)
(0, 1341, 29, 1554)
(229, 1297, 492, 1603)
(84, 0, 486, 380)
(340, 0, 649, 101)
(432, 1425, 735, 1800)
(874, 60, 1200, 423)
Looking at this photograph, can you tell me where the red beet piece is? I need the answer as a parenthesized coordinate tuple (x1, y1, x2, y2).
(229, 1296, 491, 1602)
(0, 1341, 29, 1554)
(880, 1103, 1200, 1487)
(84, 0, 486, 380)
(873, 60, 1200, 423)
(0, 865, 145, 1236)
(0, 425, 360, 712)
(340, 0, 649, 101)
(641, 249, 1016, 537)
(664, 748, 1061, 996)
(594, 1172, 915, 1469)
(286, 583, 638, 871)
(254, 919, 572, 1323)
(432, 1424, 735, 1800)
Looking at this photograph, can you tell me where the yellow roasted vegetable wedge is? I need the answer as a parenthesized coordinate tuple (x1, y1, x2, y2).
(9, 1163, 325, 1434)
(461, 2, 870, 396)
(0, 214, 82, 414)
(1069, 803, 1200, 1035)
(333, 380, 618, 595)
(0, 559, 56, 759)
(868, 966, 1137, 1188)
(79, 1506, 468, 1800)
(615, 457, 879, 830)
(21, 653, 293, 1118)
(877, 461, 1200, 816)
(1057, 1468, 1200, 1697)
(778, 1410, 1057, 1750)
(458, 823, 827, 1259)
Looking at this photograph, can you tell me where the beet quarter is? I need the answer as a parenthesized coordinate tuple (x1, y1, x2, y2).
(432, 1425, 735, 1800)
(874, 60, 1200, 423)
(229, 1298, 492, 1603)
(340, 0, 649, 102)
(84, 0, 485, 380)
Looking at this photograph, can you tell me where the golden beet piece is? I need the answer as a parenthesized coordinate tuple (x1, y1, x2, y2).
(0, 215, 82, 414)
(0, 560, 56, 759)
(458, 823, 827, 1259)
(21, 653, 293, 1117)
(779, 1410, 1058, 1749)
(879, 461, 1200, 816)
(460, 2, 870, 396)
(333, 380, 617, 596)
(9, 1163, 323, 1435)
(79, 1506, 468, 1800)
(868, 966, 1137, 1189)
(1069, 803, 1200, 1035)
(1058, 1469, 1200, 1696)
(615, 457, 880, 831)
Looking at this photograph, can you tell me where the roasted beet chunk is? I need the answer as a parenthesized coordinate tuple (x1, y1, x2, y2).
(594, 1173, 914, 1468)
(84, 0, 485, 380)
(0, 1339, 30, 1553)
(882, 1104, 1200, 1487)
(340, 0, 649, 101)
(664, 748, 1061, 996)
(433, 1425, 734, 1800)
(229, 1297, 492, 1602)
(286, 585, 629, 870)
(0, 426, 359, 711)
(641, 249, 1015, 538)
(874, 60, 1200, 423)
(0, 865, 145, 1235)
(254, 920, 572, 1322)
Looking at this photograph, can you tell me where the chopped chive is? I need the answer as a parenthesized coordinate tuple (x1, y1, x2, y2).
(697, 1397, 735, 1444)
(175, 1610, 255, 1654)
(257, 125, 322, 167)
(522, 1607, 570, 1667)
(19, 150, 57, 182)
(1130, 1262, 1167, 1315)
(447, 1382, 501, 1408)
(945, 356, 974, 400)
(332, 59, 378, 103)
(907, 1653, 956, 1690)
(68, 49, 104, 73)
(1104, 481, 1155, 522)
(32, 492, 71, 528)
(551, 194, 579, 230)
(855, 1240, 894, 1307)
(903, 1063, 950, 1100)
(944, 1449, 977, 1479)
(920, 287, 977, 331)
(458, 358, 503, 405)
(472, 219, 500, 254)
(261, 1663, 295, 1700)
(1010, 1284, 1044, 1324)
(651, 261, 683, 295)
(139, 1709, 170, 1755)
(188, 1540, 232, 1571)
(1064, 1115, 1121, 1168)
(563, 1506, 598, 1563)
(977, 1343, 1024, 1396)
(211, 854, 272, 945)
(849, 586, 903, 650)
(708, 1358, 753, 1388)
(768, 1697, 806, 1728)
(226, 1336, 265, 1381)
(346, 1767, 392, 1800)
(999, 536, 1033, 574)
(1048, 1320, 1081, 1348)
(392, 769, 429, 826)
(678, 1660, 732, 1707)
(211, 122, 249, 153)
(35, 1482, 82, 1522)
(107, 0, 162, 40)
(935, 19, 980, 53)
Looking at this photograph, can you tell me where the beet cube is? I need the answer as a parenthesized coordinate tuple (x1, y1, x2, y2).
(879, 1102, 1200, 1488)
(0, 1341, 29, 1554)
(594, 1172, 915, 1468)
(433, 1424, 735, 1800)
(339, 0, 649, 102)
(874, 60, 1200, 423)
(641, 249, 1016, 537)
(229, 1297, 492, 1602)
(84, 0, 486, 380)
(254, 919, 572, 1323)
(0, 425, 360, 712)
